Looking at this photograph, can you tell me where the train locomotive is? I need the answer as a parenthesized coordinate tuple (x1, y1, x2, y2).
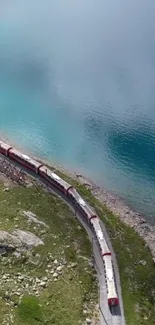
(0, 140, 119, 306)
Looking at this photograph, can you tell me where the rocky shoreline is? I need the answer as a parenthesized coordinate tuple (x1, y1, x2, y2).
(0, 134, 155, 259)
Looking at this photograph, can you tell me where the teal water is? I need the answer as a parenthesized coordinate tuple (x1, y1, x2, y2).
(1, 1, 155, 222)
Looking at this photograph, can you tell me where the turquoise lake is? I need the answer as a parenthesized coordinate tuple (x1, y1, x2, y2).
(1, 1, 155, 222)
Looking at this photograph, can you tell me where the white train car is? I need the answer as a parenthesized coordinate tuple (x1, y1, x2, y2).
(103, 255, 119, 305)
(90, 217, 111, 255)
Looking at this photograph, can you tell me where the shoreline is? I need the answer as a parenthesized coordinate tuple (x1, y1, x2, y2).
(0, 134, 155, 259)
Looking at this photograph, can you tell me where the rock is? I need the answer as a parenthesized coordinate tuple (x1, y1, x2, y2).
(83, 310, 87, 315)
(33, 287, 37, 291)
(3, 187, 9, 192)
(70, 262, 78, 268)
(0, 230, 43, 250)
(139, 260, 147, 266)
(14, 292, 21, 296)
(53, 259, 58, 265)
(40, 230, 46, 235)
(2, 275, 7, 280)
(18, 276, 24, 281)
(50, 270, 54, 274)
(86, 318, 91, 324)
(39, 281, 46, 288)
(13, 230, 44, 248)
(56, 265, 64, 272)
(22, 211, 49, 228)
(53, 272, 58, 278)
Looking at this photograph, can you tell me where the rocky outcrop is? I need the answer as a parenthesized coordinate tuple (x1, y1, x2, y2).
(0, 230, 44, 252)
(22, 210, 49, 228)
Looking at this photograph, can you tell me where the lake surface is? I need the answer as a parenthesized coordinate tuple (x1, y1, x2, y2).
(1, 1, 155, 222)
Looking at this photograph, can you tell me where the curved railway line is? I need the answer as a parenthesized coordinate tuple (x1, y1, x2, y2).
(0, 140, 126, 325)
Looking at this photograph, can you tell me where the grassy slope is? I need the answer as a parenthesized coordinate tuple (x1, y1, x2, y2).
(0, 181, 98, 325)
(51, 168, 155, 325)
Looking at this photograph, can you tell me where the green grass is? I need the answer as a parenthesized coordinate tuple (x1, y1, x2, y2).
(17, 295, 43, 324)
(49, 166, 155, 325)
(0, 181, 98, 325)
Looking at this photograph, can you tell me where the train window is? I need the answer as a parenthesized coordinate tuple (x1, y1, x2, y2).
(70, 194, 76, 201)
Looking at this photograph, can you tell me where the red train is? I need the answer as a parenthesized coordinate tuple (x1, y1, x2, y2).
(0, 140, 119, 306)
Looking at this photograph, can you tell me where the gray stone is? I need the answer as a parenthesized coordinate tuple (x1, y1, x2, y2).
(22, 211, 49, 228)
(70, 262, 78, 268)
(53, 259, 58, 264)
(53, 272, 58, 278)
(57, 265, 64, 272)
(50, 270, 54, 274)
(39, 281, 46, 287)
(3, 187, 9, 192)
(139, 260, 146, 266)
(83, 310, 87, 315)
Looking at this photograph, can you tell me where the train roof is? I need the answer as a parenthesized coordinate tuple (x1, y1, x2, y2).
(107, 269, 113, 281)
(69, 188, 96, 217)
(70, 188, 86, 205)
(9, 148, 41, 166)
(39, 166, 71, 189)
(0, 141, 12, 150)
(92, 218, 110, 253)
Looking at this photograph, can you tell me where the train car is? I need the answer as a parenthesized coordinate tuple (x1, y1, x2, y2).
(90, 217, 111, 255)
(103, 255, 119, 306)
(0, 141, 12, 156)
(67, 187, 97, 222)
(38, 165, 72, 194)
(8, 148, 42, 173)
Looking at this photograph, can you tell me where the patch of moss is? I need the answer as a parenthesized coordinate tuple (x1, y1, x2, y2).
(17, 295, 43, 324)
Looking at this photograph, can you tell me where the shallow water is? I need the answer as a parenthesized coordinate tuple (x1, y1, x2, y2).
(1, 1, 155, 221)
